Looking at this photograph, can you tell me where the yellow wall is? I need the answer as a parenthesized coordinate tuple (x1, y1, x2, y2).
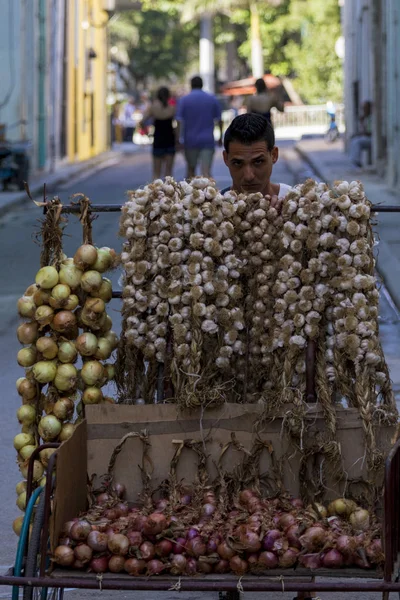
(66, 0, 109, 162)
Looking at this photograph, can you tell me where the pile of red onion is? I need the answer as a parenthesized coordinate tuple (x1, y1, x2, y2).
(53, 486, 384, 576)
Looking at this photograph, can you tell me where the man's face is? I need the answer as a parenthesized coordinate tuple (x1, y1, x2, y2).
(223, 141, 278, 194)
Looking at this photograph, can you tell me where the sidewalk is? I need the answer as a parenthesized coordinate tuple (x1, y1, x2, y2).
(0, 142, 146, 217)
(295, 135, 400, 308)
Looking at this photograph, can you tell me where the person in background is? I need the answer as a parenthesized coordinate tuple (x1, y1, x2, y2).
(140, 86, 176, 180)
(123, 97, 136, 142)
(245, 78, 284, 126)
(349, 100, 372, 168)
(176, 76, 223, 179)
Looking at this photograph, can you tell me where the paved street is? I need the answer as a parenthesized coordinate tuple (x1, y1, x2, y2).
(0, 143, 399, 599)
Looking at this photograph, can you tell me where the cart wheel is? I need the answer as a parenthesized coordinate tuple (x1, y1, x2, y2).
(23, 491, 63, 600)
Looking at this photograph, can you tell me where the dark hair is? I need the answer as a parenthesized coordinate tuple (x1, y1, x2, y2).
(223, 113, 275, 152)
(191, 76, 203, 90)
(157, 86, 170, 108)
(255, 78, 267, 94)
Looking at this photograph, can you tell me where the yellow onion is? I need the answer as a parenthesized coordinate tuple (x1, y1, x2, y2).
(94, 338, 113, 361)
(59, 423, 75, 441)
(349, 508, 370, 532)
(33, 288, 51, 306)
(39, 476, 46, 487)
(14, 432, 35, 451)
(13, 516, 25, 536)
(104, 363, 116, 381)
(49, 284, 71, 308)
(21, 424, 34, 434)
(38, 415, 62, 441)
(18, 296, 36, 318)
(59, 264, 82, 289)
(16, 491, 27, 511)
(101, 315, 113, 334)
(32, 360, 57, 383)
(104, 331, 118, 350)
(17, 346, 37, 368)
(17, 321, 39, 345)
(25, 283, 38, 297)
(61, 256, 73, 265)
(74, 244, 98, 270)
(16, 481, 27, 495)
(16, 376, 37, 400)
(54, 364, 78, 392)
(85, 297, 105, 315)
(81, 307, 106, 331)
(39, 447, 57, 467)
(36, 336, 58, 359)
(82, 387, 103, 404)
(81, 270, 102, 293)
(35, 305, 54, 327)
(35, 266, 59, 289)
(19, 444, 37, 461)
(64, 294, 79, 311)
(17, 404, 36, 426)
(328, 498, 352, 517)
(81, 361, 104, 386)
(93, 278, 112, 303)
(93, 247, 113, 273)
(53, 397, 74, 420)
(76, 332, 98, 356)
(19, 459, 44, 481)
(58, 340, 78, 363)
(52, 310, 77, 335)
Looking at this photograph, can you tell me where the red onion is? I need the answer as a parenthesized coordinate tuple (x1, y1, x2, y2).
(155, 539, 173, 557)
(187, 527, 199, 540)
(247, 497, 262, 514)
(203, 491, 216, 504)
(58, 537, 73, 547)
(109, 555, 125, 573)
(229, 556, 248, 575)
(155, 498, 169, 512)
(113, 482, 126, 498)
(115, 502, 129, 517)
(279, 548, 299, 567)
(127, 530, 143, 548)
(198, 558, 214, 574)
(108, 533, 130, 556)
(239, 529, 261, 552)
(286, 524, 302, 549)
(322, 549, 344, 568)
(104, 508, 119, 521)
(124, 558, 146, 576)
(90, 556, 109, 573)
(202, 503, 216, 517)
(187, 537, 207, 557)
(258, 551, 278, 569)
(336, 535, 357, 557)
(143, 513, 167, 535)
(140, 541, 155, 560)
(170, 554, 187, 575)
(70, 520, 91, 542)
(206, 537, 219, 554)
(96, 492, 110, 505)
(355, 547, 371, 569)
(62, 520, 78, 536)
(366, 538, 384, 564)
(131, 514, 148, 532)
(272, 514, 281, 527)
(262, 530, 288, 553)
(299, 526, 326, 551)
(180, 494, 192, 505)
(217, 541, 235, 560)
(290, 497, 304, 508)
(87, 530, 108, 553)
(299, 553, 322, 570)
(186, 557, 197, 575)
(147, 559, 165, 575)
(74, 543, 92, 564)
(278, 512, 297, 531)
(54, 545, 75, 567)
(214, 559, 230, 574)
(239, 489, 255, 505)
(73, 559, 85, 569)
(173, 537, 187, 554)
(247, 553, 259, 571)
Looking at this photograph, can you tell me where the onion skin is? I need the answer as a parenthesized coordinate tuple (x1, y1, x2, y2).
(124, 558, 146, 576)
(74, 543, 93, 564)
(172, 537, 186, 554)
(139, 541, 155, 560)
(155, 539, 173, 557)
(70, 520, 92, 542)
(186, 537, 207, 558)
(349, 508, 370, 532)
(170, 554, 187, 575)
(258, 551, 279, 569)
(54, 545, 75, 567)
(279, 548, 300, 567)
(108, 533, 130, 555)
(299, 553, 323, 570)
(126, 530, 143, 548)
(17, 322, 38, 344)
(90, 556, 109, 573)
(217, 541, 235, 560)
(108, 555, 125, 573)
(87, 530, 108, 552)
(142, 513, 167, 535)
(147, 559, 166, 576)
(299, 526, 326, 552)
(185, 558, 197, 576)
(229, 556, 248, 575)
(322, 549, 344, 568)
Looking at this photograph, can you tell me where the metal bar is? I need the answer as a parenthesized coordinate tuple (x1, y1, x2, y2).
(3, 575, 400, 592)
(305, 340, 317, 403)
(112, 291, 122, 299)
(42, 203, 400, 215)
(39, 452, 58, 577)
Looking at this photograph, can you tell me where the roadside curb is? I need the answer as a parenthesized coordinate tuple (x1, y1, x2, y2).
(0, 151, 123, 218)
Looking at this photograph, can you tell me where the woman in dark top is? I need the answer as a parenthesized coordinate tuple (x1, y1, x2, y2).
(141, 86, 176, 179)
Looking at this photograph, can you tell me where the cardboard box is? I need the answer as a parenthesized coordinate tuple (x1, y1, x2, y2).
(51, 403, 395, 552)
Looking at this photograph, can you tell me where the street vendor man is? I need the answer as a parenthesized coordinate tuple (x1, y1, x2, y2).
(223, 113, 316, 600)
(221, 112, 292, 210)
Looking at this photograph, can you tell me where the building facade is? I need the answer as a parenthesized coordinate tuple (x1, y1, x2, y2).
(342, 0, 400, 189)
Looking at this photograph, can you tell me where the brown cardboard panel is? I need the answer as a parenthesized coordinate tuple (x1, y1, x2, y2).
(51, 420, 87, 552)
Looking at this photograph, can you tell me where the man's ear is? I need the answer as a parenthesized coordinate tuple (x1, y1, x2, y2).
(271, 146, 279, 164)
(223, 150, 229, 166)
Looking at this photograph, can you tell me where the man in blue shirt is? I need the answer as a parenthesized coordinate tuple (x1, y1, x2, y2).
(176, 76, 223, 179)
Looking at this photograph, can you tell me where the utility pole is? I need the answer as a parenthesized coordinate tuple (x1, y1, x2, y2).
(199, 14, 215, 93)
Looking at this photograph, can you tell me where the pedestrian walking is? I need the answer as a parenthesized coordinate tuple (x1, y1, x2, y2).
(140, 86, 177, 180)
(123, 97, 137, 143)
(245, 78, 284, 126)
(176, 76, 223, 179)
